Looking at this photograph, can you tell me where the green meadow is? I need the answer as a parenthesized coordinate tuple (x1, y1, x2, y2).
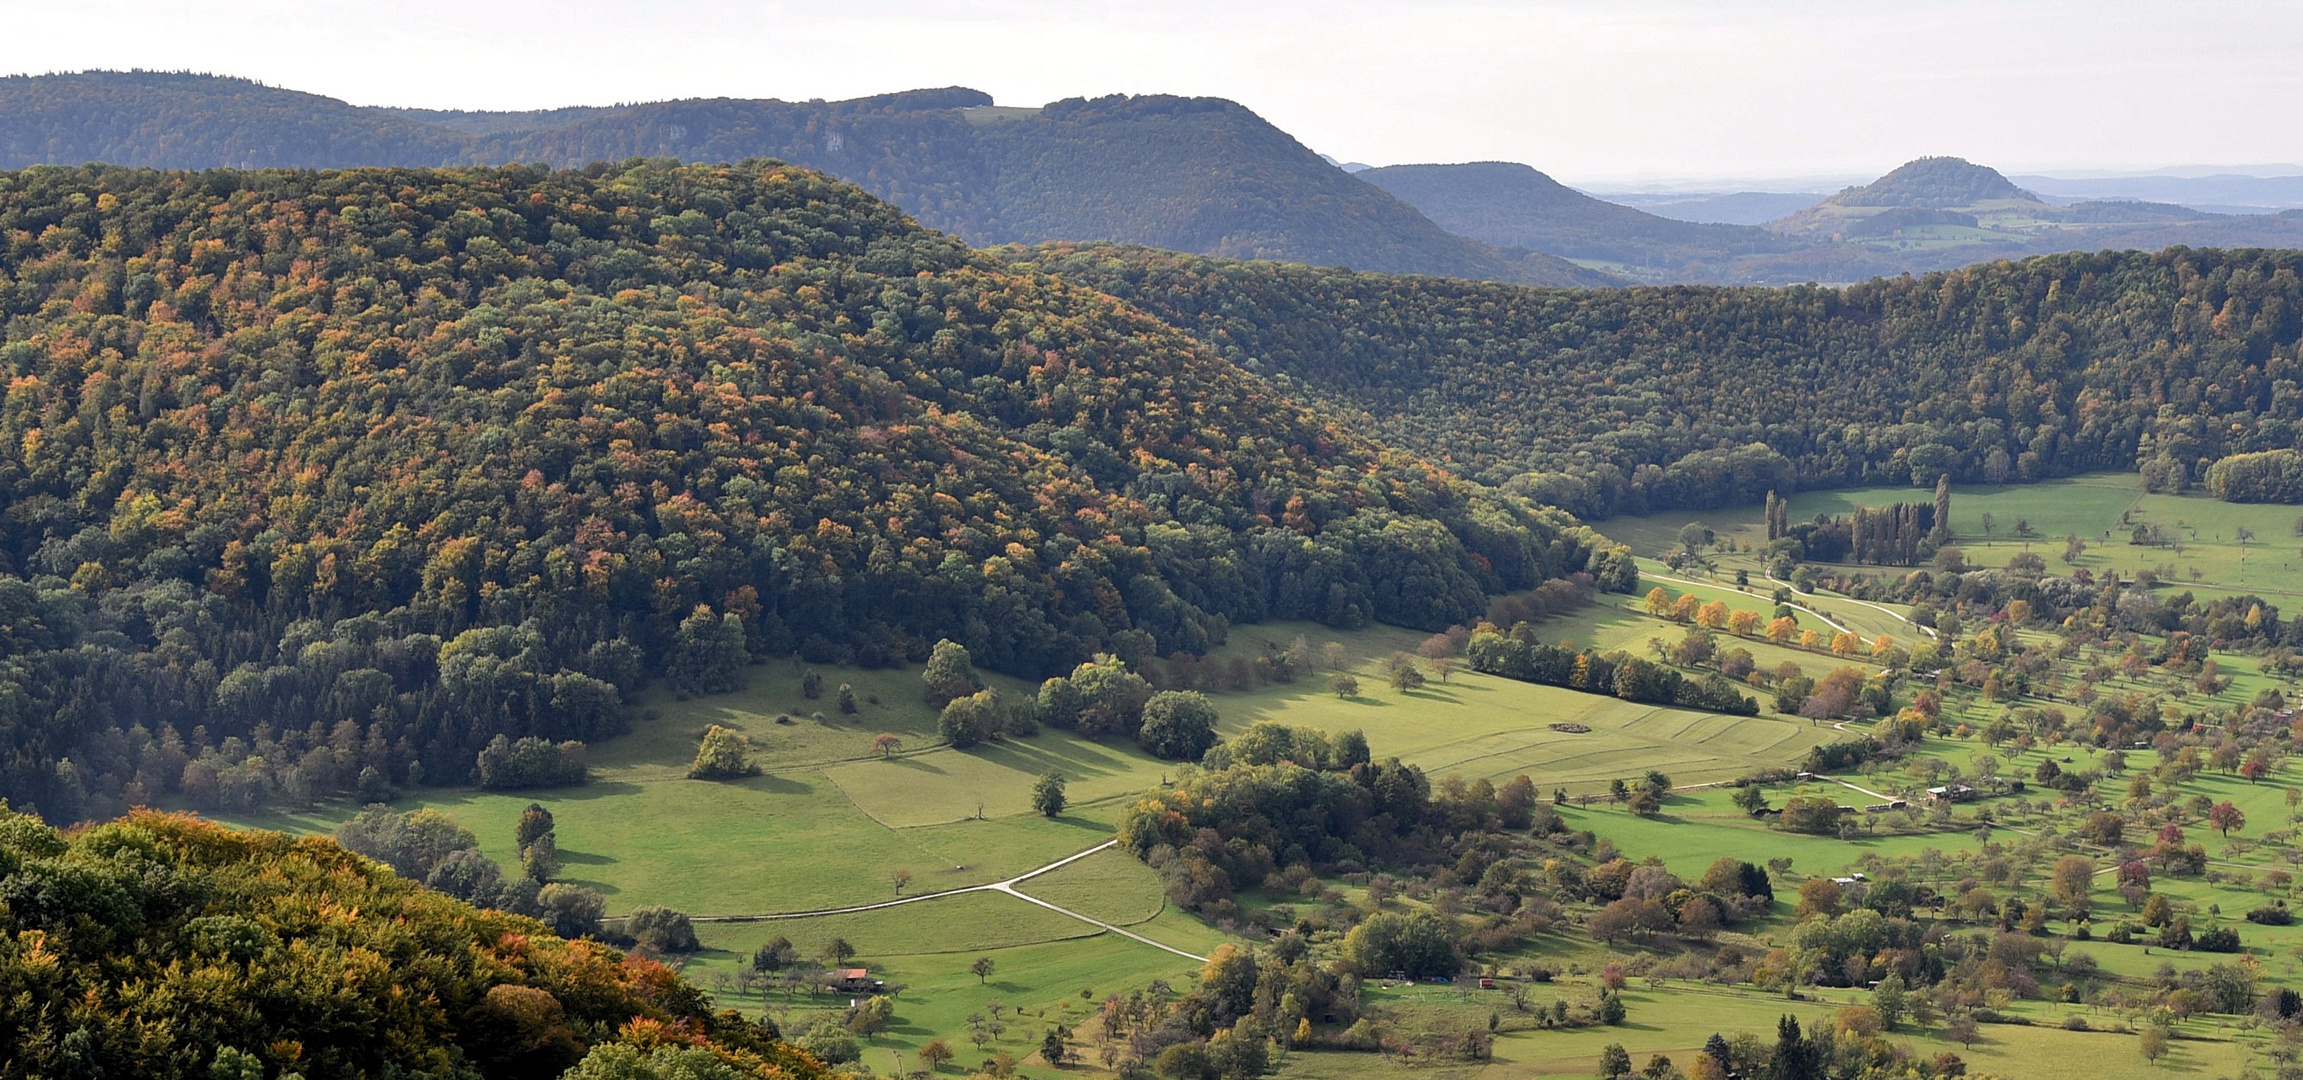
(195, 470, 2303, 1080)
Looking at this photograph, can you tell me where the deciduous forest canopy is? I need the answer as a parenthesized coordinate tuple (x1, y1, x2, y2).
(0, 160, 1607, 818)
(0, 806, 819, 1079)
(1014, 243, 2303, 519)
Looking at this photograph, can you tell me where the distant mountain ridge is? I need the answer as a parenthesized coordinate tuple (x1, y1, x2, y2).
(0, 71, 1613, 286)
(1356, 161, 1795, 281)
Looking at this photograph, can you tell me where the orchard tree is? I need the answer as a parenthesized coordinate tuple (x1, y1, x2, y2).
(2210, 801, 2247, 836)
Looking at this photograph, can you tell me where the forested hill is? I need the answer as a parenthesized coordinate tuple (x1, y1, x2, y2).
(0, 161, 1615, 822)
(0, 71, 1612, 287)
(1013, 242, 2303, 520)
(0, 807, 823, 1078)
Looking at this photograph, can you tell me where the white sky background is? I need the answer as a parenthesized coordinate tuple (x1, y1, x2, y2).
(2, 0, 2298, 184)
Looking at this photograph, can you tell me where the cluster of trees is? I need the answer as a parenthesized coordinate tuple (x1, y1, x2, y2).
(474, 733, 590, 789)
(923, 640, 1224, 760)
(0, 161, 1615, 818)
(1117, 721, 1568, 949)
(1780, 501, 1941, 566)
(1577, 856, 1777, 943)
(1465, 623, 1760, 715)
(1020, 244, 2303, 519)
(2205, 448, 2303, 502)
(0, 805, 819, 1079)
(333, 803, 609, 938)
(1094, 938, 1364, 1079)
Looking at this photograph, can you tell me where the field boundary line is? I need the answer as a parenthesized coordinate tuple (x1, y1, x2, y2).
(640, 839, 1116, 924)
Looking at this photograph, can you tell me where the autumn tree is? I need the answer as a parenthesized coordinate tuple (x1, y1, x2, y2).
(687, 724, 758, 779)
(2209, 801, 2247, 836)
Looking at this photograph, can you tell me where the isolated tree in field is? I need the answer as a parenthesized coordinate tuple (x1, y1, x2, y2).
(1138, 691, 1219, 760)
(871, 733, 904, 759)
(515, 802, 555, 853)
(918, 1040, 955, 1072)
(688, 724, 757, 779)
(801, 669, 824, 699)
(827, 937, 857, 964)
(1945, 1014, 1979, 1048)
(922, 639, 982, 708)
(1040, 1029, 1067, 1066)
(1329, 673, 1360, 698)
(971, 956, 996, 984)
(1643, 587, 1671, 616)
(1322, 641, 1349, 669)
(1387, 656, 1426, 692)
(838, 683, 858, 714)
(892, 868, 913, 895)
(1032, 772, 1067, 818)
(669, 604, 748, 696)
(2140, 1023, 2170, 1062)
(2210, 800, 2247, 836)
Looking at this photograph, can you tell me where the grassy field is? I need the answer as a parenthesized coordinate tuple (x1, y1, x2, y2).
(192, 469, 2303, 1080)
(1294, 978, 2259, 1080)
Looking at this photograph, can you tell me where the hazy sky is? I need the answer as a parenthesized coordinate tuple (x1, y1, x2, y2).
(6, 0, 2299, 183)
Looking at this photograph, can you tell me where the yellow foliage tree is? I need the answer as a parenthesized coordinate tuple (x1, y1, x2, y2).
(1799, 629, 1823, 650)
(1670, 594, 1701, 622)
(1766, 616, 1799, 644)
(1643, 587, 1672, 616)
(1727, 609, 1760, 636)
(1696, 600, 1729, 629)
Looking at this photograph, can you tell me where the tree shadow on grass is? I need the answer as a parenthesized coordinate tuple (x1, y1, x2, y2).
(740, 773, 814, 795)
(980, 738, 1141, 781)
(1401, 687, 1464, 703)
(559, 847, 617, 866)
(413, 780, 645, 810)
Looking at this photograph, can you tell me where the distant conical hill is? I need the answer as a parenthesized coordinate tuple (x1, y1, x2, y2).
(1822, 156, 2041, 208)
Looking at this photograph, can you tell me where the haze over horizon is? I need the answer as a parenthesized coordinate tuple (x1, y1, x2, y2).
(5, 0, 2299, 183)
